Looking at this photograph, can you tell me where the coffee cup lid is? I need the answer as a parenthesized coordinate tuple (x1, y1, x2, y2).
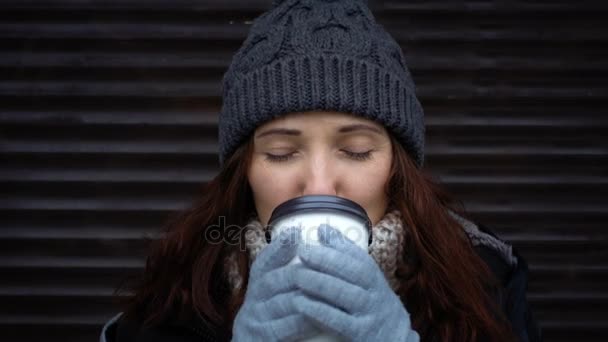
(268, 195, 372, 230)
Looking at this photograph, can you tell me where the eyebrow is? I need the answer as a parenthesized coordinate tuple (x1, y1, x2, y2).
(255, 123, 382, 139)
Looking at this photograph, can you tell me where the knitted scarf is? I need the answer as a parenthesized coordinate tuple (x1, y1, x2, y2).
(224, 209, 517, 294)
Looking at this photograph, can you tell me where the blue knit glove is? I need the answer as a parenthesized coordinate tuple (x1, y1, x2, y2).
(232, 226, 323, 342)
(293, 224, 420, 341)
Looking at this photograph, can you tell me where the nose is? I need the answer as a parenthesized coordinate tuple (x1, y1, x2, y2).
(300, 156, 339, 197)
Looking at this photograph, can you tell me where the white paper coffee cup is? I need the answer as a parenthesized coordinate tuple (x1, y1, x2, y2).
(267, 195, 372, 342)
(271, 212, 370, 263)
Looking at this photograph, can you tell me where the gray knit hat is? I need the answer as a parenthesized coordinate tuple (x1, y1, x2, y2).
(218, 0, 425, 167)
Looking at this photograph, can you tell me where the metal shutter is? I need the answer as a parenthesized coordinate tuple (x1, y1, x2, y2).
(1, 1, 606, 341)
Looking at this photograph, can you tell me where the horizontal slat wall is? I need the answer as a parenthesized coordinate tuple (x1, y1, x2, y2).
(1, 0, 607, 341)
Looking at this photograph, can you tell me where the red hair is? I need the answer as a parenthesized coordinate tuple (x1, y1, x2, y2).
(115, 133, 517, 341)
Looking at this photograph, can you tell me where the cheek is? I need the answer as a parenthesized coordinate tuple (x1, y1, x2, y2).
(249, 162, 293, 193)
(347, 152, 391, 191)
(248, 161, 296, 222)
(343, 157, 392, 223)
(352, 169, 389, 202)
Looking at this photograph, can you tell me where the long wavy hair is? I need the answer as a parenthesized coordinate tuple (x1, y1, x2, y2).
(115, 131, 518, 341)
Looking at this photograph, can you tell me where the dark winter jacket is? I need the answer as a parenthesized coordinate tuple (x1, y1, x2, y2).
(100, 222, 543, 342)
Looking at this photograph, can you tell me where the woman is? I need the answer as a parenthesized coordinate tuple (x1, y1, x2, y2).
(101, 0, 542, 341)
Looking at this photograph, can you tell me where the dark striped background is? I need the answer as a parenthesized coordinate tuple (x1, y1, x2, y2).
(1, 1, 607, 341)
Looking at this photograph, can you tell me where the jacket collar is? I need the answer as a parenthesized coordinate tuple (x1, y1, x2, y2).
(448, 209, 519, 268)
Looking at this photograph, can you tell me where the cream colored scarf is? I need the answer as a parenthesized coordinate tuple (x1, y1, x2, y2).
(224, 209, 517, 294)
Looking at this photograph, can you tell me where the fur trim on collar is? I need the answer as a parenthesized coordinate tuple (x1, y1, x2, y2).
(447, 210, 518, 267)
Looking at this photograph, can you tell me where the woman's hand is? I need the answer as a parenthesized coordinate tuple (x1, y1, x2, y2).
(294, 224, 420, 341)
(232, 226, 321, 342)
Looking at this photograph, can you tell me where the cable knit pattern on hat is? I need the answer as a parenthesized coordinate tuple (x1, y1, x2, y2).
(218, 0, 425, 168)
(224, 209, 518, 295)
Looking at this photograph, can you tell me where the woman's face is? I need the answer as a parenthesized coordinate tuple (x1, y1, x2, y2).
(248, 111, 393, 227)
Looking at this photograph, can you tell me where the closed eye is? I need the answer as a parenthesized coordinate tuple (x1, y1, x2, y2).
(264, 152, 294, 163)
(264, 150, 374, 163)
(341, 150, 373, 161)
